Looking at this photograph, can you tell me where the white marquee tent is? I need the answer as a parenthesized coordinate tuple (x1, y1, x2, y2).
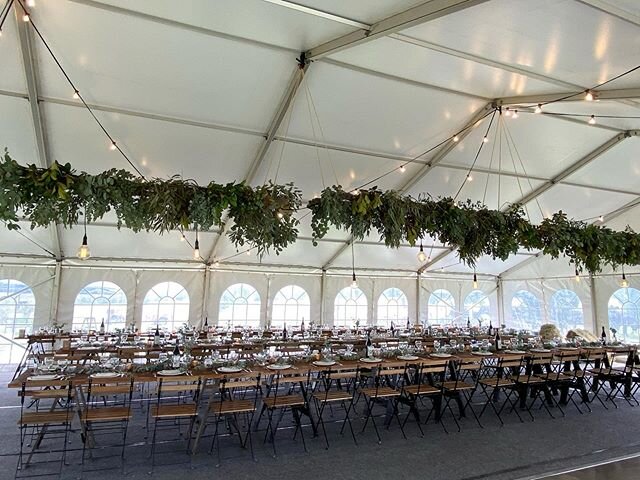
(2, 0, 640, 360)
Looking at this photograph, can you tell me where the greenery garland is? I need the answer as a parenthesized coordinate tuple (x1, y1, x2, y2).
(307, 186, 640, 273)
(0, 152, 302, 256)
(1, 151, 639, 273)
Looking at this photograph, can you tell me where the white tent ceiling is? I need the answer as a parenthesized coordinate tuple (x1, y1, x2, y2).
(1, 0, 640, 278)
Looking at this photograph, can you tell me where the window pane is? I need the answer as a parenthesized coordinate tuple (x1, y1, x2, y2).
(549, 290, 584, 334)
(510, 290, 542, 332)
(427, 289, 455, 325)
(0, 279, 35, 363)
(72, 281, 128, 331)
(377, 288, 408, 327)
(464, 290, 491, 326)
(334, 287, 367, 328)
(272, 285, 310, 328)
(608, 287, 640, 343)
(141, 282, 190, 332)
(219, 283, 261, 328)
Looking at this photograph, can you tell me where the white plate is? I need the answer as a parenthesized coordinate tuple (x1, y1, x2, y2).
(503, 350, 527, 354)
(472, 351, 493, 356)
(27, 374, 59, 381)
(218, 366, 243, 373)
(266, 364, 292, 370)
(430, 353, 452, 358)
(397, 355, 419, 361)
(530, 349, 551, 353)
(559, 347, 578, 350)
(359, 357, 383, 363)
(157, 369, 185, 376)
(90, 372, 119, 379)
(313, 360, 336, 367)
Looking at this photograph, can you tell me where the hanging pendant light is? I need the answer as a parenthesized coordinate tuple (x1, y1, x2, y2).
(575, 267, 580, 283)
(193, 225, 200, 260)
(472, 271, 478, 289)
(620, 266, 629, 288)
(351, 240, 358, 289)
(417, 242, 427, 263)
(76, 214, 91, 260)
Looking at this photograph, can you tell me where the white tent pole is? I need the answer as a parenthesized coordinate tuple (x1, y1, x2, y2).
(415, 273, 421, 326)
(50, 262, 61, 325)
(496, 279, 505, 327)
(589, 273, 600, 334)
(200, 268, 210, 328)
(319, 270, 326, 326)
(131, 271, 139, 330)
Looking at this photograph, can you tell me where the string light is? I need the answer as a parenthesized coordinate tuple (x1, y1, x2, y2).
(179, 233, 185, 242)
(534, 104, 542, 114)
(453, 135, 459, 142)
(512, 110, 518, 119)
(27, 0, 36, 7)
(276, 211, 284, 219)
(0, 30, 3, 38)
(72, 90, 80, 100)
(399, 165, 406, 173)
(22, 14, 30, 22)
(109, 141, 117, 151)
(585, 90, 594, 101)
(598, 215, 604, 222)
(504, 109, 512, 118)
(213, 261, 220, 268)
(472, 272, 478, 289)
(588, 115, 596, 125)
(482, 136, 488, 143)
(417, 242, 427, 263)
(246, 249, 251, 256)
(466, 174, 473, 182)
(351, 189, 360, 196)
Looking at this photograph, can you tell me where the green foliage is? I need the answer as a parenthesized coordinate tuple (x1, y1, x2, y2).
(0, 152, 301, 257)
(2, 151, 639, 273)
(308, 186, 640, 273)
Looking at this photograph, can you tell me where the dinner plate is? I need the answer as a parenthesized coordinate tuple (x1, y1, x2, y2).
(503, 350, 526, 354)
(359, 357, 383, 363)
(157, 369, 185, 376)
(397, 355, 419, 361)
(530, 348, 551, 353)
(217, 366, 243, 374)
(90, 372, 120, 379)
(266, 364, 292, 370)
(27, 374, 59, 381)
(472, 351, 493, 356)
(313, 360, 337, 367)
(430, 353, 452, 358)
(559, 347, 578, 350)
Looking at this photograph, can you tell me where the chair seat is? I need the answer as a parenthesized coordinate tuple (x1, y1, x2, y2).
(19, 411, 70, 425)
(539, 373, 573, 382)
(479, 378, 516, 388)
(441, 381, 475, 391)
(403, 384, 440, 395)
(313, 390, 353, 403)
(151, 404, 198, 418)
(209, 399, 256, 414)
(263, 395, 305, 408)
(84, 406, 132, 422)
(359, 386, 399, 398)
(588, 368, 625, 377)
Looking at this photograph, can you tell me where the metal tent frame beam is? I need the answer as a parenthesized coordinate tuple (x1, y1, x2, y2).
(14, 6, 62, 259)
(305, 0, 490, 60)
(498, 88, 640, 106)
(577, 0, 640, 28)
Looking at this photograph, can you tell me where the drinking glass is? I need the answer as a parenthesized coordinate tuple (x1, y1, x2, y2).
(414, 340, 423, 353)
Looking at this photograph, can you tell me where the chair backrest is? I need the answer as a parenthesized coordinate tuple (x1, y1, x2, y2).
(493, 354, 525, 383)
(86, 376, 134, 411)
(411, 359, 448, 395)
(20, 379, 74, 425)
(267, 369, 311, 402)
(156, 375, 203, 405)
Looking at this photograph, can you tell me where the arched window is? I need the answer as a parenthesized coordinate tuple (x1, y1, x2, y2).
(72, 281, 127, 332)
(219, 283, 261, 328)
(141, 282, 190, 332)
(464, 290, 491, 326)
(427, 289, 455, 324)
(271, 285, 310, 329)
(334, 287, 367, 328)
(0, 279, 35, 363)
(377, 288, 408, 327)
(549, 289, 584, 333)
(511, 290, 542, 331)
(608, 287, 640, 344)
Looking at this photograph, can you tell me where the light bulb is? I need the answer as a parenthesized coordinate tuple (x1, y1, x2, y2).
(351, 189, 360, 196)
(23, 14, 30, 22)
(621, 273, 629, 288)
(0, 29, 3, 37)
(109, 141, 117, 151)
(399, 165, 406, 173)
(483, 136, 488, 143)
(213, 261, 220, 268)
(585, 90, 594, 101)
(467, 174, 473, 182)
(473, 273, 478, 289)
(179, 233, 185, 242)
(246, 250, 251, 256)
(534, 104, 542, 114)
(193, 243, 200, 260)
(598, 215, 604, 222)
(504, 109, 512, 117)
(453, 135, 459, 142)
(588, 115, 596, 125)
(351, 272, 358, 289)
(575, 268, 580, 283)
(27, 0, 36, 6)
(276, 211, 284, 219)
(76, 234, 91, 260)
(73, 90, 80, 100)
(512, 110, 518, 119)
(417, 244, 427, 263)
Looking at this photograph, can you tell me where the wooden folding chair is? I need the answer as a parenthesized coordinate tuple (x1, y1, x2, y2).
(478, 354, 526, 425)
(400, 359, 448, 435)
(312, 368, 358, 448)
